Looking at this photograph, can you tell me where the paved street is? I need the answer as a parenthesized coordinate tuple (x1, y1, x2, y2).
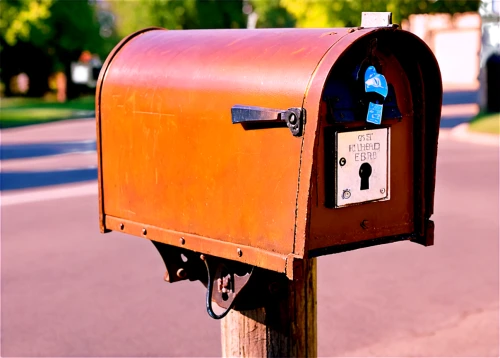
(1, 103, 499, 356)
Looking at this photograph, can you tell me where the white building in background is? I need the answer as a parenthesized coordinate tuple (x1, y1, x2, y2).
(400, 2, 498, 112)
(478, 0, 500, 110)
(402, 12, 482, 89)
(491, 0, 500, 17)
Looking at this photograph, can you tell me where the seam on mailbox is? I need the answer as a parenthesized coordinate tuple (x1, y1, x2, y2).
(105, 215, 289, 274)
(96, 27, 163, 232)
(314, 222, 413, 243)
(291, 32, 351, 255)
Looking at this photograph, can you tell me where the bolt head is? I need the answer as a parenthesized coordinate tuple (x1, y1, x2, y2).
(237, 248, 243, 257)
(142, 228, 147, 235)
(339, 157, 346, 167)
(176, 268, 187, 279)
(119, 223, 124, 230)
(179, 237, 185, 245)
(342, 189, 351, 200)
(288, 113, 297, 125)
(380, 188, 386, 194)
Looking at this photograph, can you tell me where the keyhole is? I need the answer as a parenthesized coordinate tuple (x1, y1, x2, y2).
(359, 162, 372, 190)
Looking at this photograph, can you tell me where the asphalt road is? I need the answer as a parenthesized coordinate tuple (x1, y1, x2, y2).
(1, 131, 498, 357)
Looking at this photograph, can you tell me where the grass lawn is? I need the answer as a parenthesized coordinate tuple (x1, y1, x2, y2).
(0, 96, 95, 129)
(469, 112, 500, 135)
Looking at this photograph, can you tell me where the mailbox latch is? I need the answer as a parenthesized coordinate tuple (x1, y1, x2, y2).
(231, 105, 305, 137)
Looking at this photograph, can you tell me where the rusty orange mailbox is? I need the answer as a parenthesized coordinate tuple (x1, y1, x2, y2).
(97, 19, 442, 318)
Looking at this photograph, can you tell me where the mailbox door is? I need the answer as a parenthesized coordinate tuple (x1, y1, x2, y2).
(298, 28, 441, 256)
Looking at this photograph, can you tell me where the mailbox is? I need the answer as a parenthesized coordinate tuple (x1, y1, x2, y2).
(97, 17, 442, 317)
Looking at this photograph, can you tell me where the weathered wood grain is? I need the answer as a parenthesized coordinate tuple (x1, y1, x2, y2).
(221, 258, 317, 357)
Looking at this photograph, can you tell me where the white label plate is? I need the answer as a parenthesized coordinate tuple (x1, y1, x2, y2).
(335, 128, 390, 207)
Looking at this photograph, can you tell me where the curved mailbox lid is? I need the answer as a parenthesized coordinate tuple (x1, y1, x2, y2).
(100, 28, 351, 113)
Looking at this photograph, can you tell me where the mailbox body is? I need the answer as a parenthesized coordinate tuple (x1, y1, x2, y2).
(97, 27, 442, 278)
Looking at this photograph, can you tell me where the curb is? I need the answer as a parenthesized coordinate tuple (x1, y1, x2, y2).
(448, 123, 499, 147)
(1, 181, 97, 206)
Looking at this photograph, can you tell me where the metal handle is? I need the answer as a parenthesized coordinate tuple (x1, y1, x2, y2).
(231, 105, 305, 136)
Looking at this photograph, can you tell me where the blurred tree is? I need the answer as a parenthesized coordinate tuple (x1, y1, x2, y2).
(0, 0, 112, 97)
(110, 0, 480, 35)
(275, 0, 481, 28)
(0, 0, 53, 46)
(278, 0, 344, 27)
(111, 0, 298, 33)
(111, 0, 246, 37)
(250, 0, 296, 28)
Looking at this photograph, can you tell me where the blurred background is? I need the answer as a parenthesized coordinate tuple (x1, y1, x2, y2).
(1, 0, 499, 131)
(1, 0, 499, 357)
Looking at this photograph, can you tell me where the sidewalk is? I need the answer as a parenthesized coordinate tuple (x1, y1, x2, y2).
(444, 122, 499, 147)
(1, 118, 96, 144)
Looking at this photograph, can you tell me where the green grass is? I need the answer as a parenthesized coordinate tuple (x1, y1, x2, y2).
(469, 112, 500, 135)
(0, 96, 95, 129)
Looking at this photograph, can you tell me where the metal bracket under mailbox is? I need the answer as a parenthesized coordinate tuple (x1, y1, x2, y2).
(152, 241, 277, 320)
(231, 105, 305, 137)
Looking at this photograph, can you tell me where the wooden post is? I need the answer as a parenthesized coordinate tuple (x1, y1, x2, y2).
(221, 258, 317, 357)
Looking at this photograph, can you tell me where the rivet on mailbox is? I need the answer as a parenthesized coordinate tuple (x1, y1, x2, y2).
(96, 16, 442, 319)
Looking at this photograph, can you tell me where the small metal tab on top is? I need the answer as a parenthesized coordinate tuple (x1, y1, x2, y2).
(361, 12, 392, 28)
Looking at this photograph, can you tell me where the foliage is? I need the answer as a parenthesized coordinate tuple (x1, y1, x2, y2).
(0, 96, 95, 128)
(111, 0, 246, 37)
(469, 112, 500, 134)
(110, 0, 481, 37)
(42, 1, 107, 65)
(1, 0, 108, 57)
(275, 0, 481, 28)
(0, 0, 113, 97)
(0, 0, 53, 46)
(251, 0, 296, 28)
(279, 0, 344, 27)
(0, 0, 482, 99)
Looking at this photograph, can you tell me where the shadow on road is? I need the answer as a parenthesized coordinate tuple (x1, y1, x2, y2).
(0, 89, 480, 191)
(440, 115, 477, 128)
(440, 89, 479, 128)
(442, 89, 478, 106)
(0, 139, 98, 191)
(0, 169, 97, 191)
(0, 140, 96, 160)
